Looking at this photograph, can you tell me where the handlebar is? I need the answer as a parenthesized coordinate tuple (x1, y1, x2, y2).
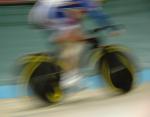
(89, 24, 124, 34)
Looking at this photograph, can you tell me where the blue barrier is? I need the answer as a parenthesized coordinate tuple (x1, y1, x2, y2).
(0, 69, 150, 98)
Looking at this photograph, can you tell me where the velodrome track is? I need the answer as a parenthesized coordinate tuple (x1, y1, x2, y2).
(0, 83, 150, 117)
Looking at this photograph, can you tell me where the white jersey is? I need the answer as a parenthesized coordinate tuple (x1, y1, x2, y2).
(28, 0, 111, 31)
(28, 0, 79, 30)
(39, 0, 68, 6)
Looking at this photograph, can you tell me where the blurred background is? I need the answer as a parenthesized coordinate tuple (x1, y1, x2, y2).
(0, 0, 150, 85)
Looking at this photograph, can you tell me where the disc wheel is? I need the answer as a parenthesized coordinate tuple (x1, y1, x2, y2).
(29, 61, 63, 104)
(99, 51, 135, 93)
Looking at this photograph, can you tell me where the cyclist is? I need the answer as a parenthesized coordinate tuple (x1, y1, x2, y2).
(28, 0, 117, 43)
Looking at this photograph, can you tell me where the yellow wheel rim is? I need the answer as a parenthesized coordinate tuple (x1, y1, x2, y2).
(46, 86, 63, 103)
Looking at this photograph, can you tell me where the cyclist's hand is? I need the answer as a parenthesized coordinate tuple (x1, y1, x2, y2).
(109, 31, 121, 37)
(109, 25, 126, 37)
